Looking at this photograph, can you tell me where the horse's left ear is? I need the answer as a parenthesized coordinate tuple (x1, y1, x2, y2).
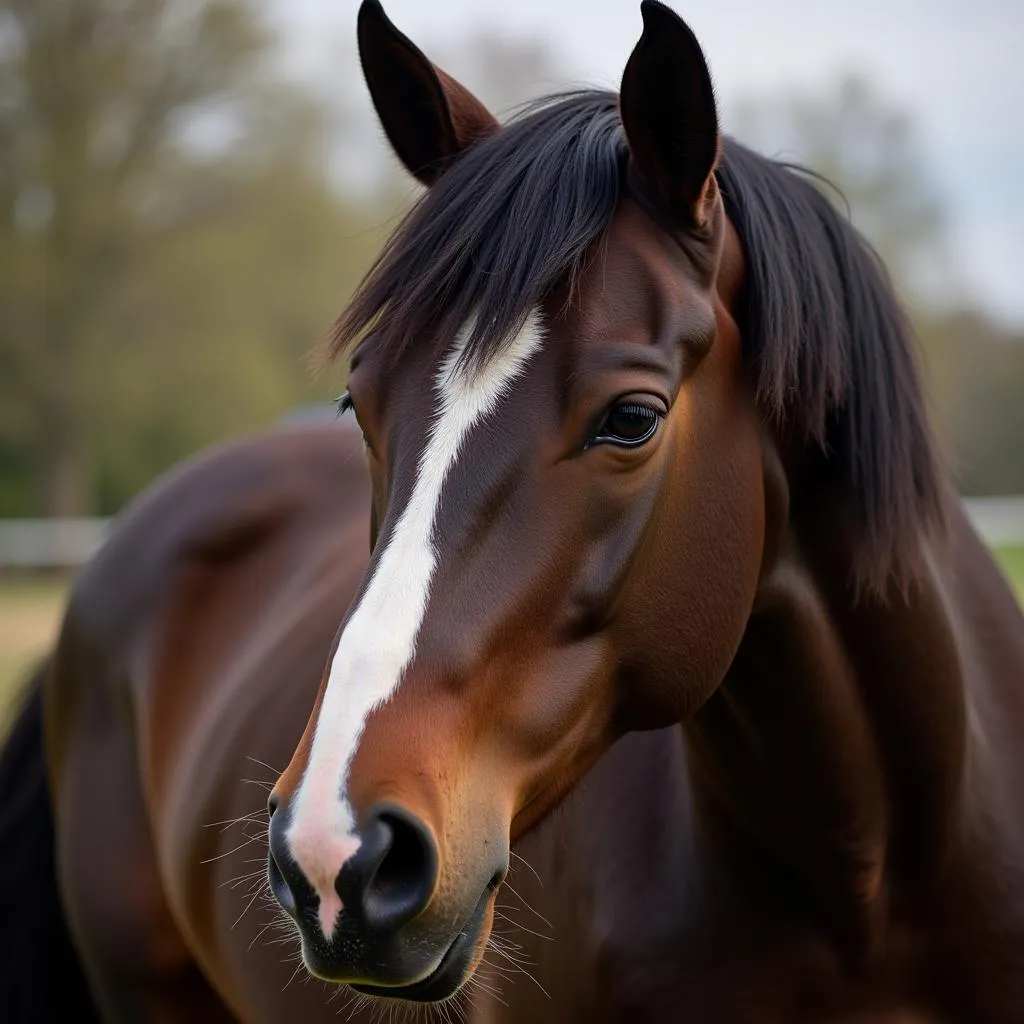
(357, 0, 499, 186)
(620, 0, 721, 226)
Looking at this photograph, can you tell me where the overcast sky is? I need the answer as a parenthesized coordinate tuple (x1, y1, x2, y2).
(271, 0, 1023, 326)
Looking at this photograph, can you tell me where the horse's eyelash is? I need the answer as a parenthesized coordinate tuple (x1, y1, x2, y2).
(334, 391, 354, 417)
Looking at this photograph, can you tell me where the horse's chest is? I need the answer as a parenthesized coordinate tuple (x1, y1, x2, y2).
(815, 1015, 940, 1024)
(488, 897, 1016, 1024)
(583, 920, 1016, 1024)
(501, 733, 1024, 1022)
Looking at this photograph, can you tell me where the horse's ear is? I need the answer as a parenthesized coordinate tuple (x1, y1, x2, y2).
(357, 0, 499, 186)
(620, 0, 721, 226)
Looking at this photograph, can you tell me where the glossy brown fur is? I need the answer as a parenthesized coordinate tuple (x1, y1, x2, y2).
(9, 1, 1024, 1021)
(32, 418, 1024, 1023)
(44, 424, 373, 1021)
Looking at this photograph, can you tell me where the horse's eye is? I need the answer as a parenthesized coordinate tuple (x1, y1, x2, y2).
(334, 390, 354, 417)
(336, 390, 375, 455)
(592, 401, 662, 448)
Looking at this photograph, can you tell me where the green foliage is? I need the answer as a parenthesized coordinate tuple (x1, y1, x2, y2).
(0, 0, 388, 516)
(0, 9, 1020, 518)
(920, 312, 1024, 495)
(81, 97, 390, 512)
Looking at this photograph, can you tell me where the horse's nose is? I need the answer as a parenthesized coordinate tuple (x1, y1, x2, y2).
(267, 797, 437, 938)
(337, 805, 438, 933)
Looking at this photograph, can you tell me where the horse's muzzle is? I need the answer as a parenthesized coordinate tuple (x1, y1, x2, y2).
(266, 798, 500, 1000)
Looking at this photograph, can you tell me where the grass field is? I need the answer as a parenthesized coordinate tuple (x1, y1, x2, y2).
(0, 575, 71, 734)
(997, 545, 1024, 601)
(1, 547, 1023, 736)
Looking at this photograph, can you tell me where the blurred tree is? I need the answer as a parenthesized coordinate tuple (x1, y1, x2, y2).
(431, 33, 565, 118)
(0, 0, 385, 516)
(733, 75, 1024, 496)
(0, 0, 268, 515)
(731, 75, 951, 308)
(85, 89, 389, 512)
(921, 312, 1024, 496)
(3, 11, 1018, 513)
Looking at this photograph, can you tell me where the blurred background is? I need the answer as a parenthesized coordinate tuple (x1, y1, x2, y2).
(1, 0, 1022, 717)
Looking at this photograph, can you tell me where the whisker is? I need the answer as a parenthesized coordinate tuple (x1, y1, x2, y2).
(486, 936, 550, 1000)
(282, 962, 304, 991)
(219, 867, 267, 890)
(204, 810, 267, 831)
(245, 755, 283, 776)
(466, 967, 508, 1006)
(248, 919, 277, 951)
(509, 849, 544, 888)
(230, 887, 265, 930)
(241, 778, 275, 792)
(200, 833, 268, 864)
(487, 932, 538, 968)
(492, 909, 554, 942)
(498, 879, 553, 930)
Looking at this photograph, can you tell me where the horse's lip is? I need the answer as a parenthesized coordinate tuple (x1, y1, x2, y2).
(348, 884, 493, 1003)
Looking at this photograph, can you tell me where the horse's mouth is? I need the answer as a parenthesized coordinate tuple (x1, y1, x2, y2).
(348, 882, 494, 1004)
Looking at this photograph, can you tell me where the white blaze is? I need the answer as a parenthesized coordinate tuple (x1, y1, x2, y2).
(287, 313, 544, 938)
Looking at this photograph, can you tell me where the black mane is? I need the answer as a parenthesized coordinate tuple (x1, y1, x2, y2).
(331, 90, 946, 591)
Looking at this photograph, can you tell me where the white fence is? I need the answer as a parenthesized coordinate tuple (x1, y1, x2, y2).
(1, 497, 1023, 571)
(0, 518, 110, 570)
(963, 496, 1024, 548)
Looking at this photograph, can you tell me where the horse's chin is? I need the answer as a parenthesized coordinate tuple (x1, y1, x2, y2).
(305, 883, 495, 1004)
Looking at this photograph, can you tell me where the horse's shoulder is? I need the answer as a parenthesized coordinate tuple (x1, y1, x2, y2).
(62, 421, 369, 661)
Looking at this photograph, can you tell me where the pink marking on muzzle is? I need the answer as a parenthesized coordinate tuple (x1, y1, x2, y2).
(288, 819, 360, 939)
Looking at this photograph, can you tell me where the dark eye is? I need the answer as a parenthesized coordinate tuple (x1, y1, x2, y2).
(335, 390, 374, 454)
(591, 401, 662, 448)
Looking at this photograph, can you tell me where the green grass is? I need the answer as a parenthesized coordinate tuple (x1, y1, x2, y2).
(0, 547, 1022, 738)
(995, 546, 1024, 603)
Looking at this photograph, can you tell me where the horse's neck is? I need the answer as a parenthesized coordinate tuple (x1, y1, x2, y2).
(684, 497, 970, 956)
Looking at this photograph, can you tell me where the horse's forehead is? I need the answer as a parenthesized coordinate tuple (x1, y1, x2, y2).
(383, 314, 549, 510)
(565, 200, 707, 338)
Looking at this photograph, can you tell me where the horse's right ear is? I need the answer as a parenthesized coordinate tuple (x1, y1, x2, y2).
(357, 0, 499, 186)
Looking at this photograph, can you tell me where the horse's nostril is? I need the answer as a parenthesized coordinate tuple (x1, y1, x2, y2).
(338, 805, 438, 934)
(369, 811, 433, 906)
(267, 793, 280, 818)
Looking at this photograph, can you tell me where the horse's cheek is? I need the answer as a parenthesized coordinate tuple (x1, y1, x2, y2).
(616, 400, 765, 725)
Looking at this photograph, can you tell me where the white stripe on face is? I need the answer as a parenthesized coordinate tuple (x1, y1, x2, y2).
(286, 313, 544, 938)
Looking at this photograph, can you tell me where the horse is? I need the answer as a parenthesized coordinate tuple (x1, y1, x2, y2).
(3, 1, 1024, 1020)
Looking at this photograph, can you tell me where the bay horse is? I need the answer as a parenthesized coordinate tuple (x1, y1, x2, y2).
(3, 1, 1024, 1020)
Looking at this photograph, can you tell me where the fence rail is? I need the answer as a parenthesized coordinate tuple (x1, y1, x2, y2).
(963, 496, 1024, 548)
(2, 497, 1024, 570)
(0, 518, 110, 570)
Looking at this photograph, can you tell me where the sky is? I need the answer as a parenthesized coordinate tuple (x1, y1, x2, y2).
(270, 0, 1024, 326)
